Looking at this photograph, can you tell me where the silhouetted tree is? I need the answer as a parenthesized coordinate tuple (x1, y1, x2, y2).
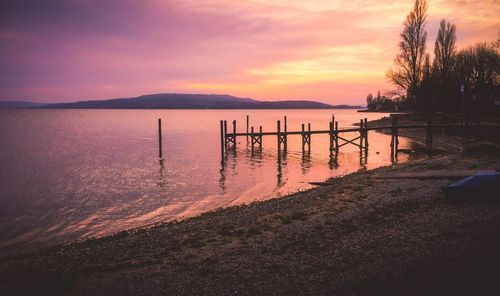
(433, 20, 456, 82)
(418, 53, 434, 113)
(432, 19, 457, 112)
(366, 93, 373, 108)
(455, 43, 499, 115)
(366, 90, 399, 111)
(387, 0, 428, 112)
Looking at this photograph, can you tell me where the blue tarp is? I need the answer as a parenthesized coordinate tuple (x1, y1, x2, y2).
(443, 171, 500, 199)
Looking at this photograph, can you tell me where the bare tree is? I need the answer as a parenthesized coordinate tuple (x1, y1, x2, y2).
(455, 43, 499, 114)
(387, 0, 428, 111)
(420, 53, 434, 112)
(433, 19, 456, 84)
(432, 19, 456, 112)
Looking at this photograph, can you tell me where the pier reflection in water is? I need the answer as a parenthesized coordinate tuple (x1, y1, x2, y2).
(218, 121, 407, 195)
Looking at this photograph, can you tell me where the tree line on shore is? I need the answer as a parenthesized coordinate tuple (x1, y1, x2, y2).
(366, 0, 499, 116)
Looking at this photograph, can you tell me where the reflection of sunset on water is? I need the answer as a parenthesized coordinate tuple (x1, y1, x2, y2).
(0, 109, 410, 253)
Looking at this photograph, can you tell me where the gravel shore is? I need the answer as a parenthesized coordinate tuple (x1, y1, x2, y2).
(2, 116, 500, 296)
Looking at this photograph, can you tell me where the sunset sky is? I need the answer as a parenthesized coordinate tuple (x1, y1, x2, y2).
(0, 0, 498, 104)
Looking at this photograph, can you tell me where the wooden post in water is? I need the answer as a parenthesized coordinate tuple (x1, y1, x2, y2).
(224, 120, 228, 148)
(301, 123, 305, 151)
(220, 120, 225, 162)
(335, 121, 339, 153)
(251, 126, 255, 153)
(364, 118, 368, 148)
(246, 115, 249, 142)
(284, 116, 288, 151)
(233, 120, 237, 147)
(259, 126, 263, 149)
(308, 123, 311, 148)
(329, 121, 334, 156)
(158, 118, 163, 160)
(359, 119, 364, 152)
(277, 120, 281, 153)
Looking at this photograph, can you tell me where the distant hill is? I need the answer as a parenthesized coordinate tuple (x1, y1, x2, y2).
(0, 100, 47, 109)
(1, 94, 362, 110)
(40, 93, 361, 109)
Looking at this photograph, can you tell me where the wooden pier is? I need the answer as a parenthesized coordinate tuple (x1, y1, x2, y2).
(218, 114, 500, 163)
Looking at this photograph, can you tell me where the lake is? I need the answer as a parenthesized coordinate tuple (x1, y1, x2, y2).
(0, 109, 410, 253)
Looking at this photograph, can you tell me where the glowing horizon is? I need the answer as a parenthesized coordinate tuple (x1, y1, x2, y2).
(0, 0, 498, 104)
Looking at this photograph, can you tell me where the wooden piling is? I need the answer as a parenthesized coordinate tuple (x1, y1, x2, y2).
(359, 119, 364, 151)
(364, 118, 368, 147)
(284, 116, 288, 151)
(223, 120, 228, 147)
(220, 120, 224, 162)
(233, 120, 237, 147)
(246, 115, 249, 142)
(158, 118, 163, 159)
(394, 116, 399, 156)
(277, 120, 281, 153)
(329, 121, 333, 155)
(390, 116, 395, 158)
(308, 123, 311, 148)
(335, 121, 339, 152)
(259, 126, 263, 149)
(301, 124, 305, 151)
(251, 126, 255, 153)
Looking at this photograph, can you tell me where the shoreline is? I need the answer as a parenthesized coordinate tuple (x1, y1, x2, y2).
(2, 115, 500, 295)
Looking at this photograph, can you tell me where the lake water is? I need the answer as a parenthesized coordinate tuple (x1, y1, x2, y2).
(0, 109, 410, 253)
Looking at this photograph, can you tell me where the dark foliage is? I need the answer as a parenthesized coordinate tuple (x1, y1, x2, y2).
(380, 0, 499, 116)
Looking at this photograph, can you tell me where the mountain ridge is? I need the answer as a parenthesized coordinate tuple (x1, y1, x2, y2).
(2, 93, 363, 109)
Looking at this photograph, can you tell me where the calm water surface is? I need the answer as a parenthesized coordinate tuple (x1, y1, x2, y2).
(0, 109, 410, 253)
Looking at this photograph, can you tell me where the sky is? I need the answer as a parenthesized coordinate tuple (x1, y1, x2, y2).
(0, 0, 498, 104)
